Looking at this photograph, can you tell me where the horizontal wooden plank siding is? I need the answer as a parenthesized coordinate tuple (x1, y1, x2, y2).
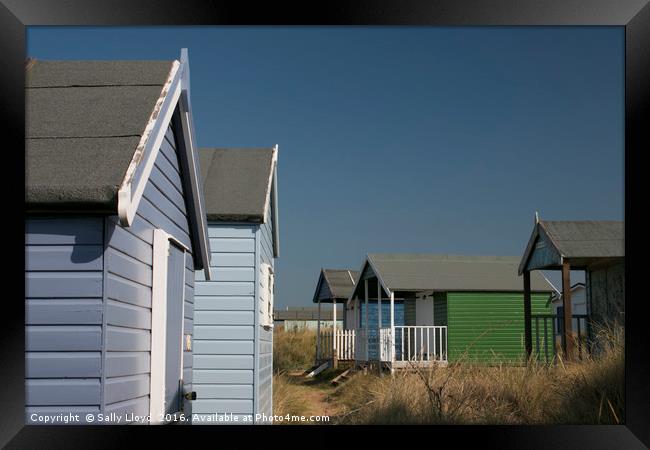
(102, 119, 195, 420)
(26, 326, 102, 351)
(105, 374, 150, 405)
(26, 352, 101, 378)
(104, 396, 149, 419)
(446, 292, 552, 363)
(194, 311, 254, 325)
(25, 217, 105, 423)
(192, 399, 254, 415)
(257, 215, 275, 420)
(25, 245, 103, 271)
(25, 217, 103, 245)
(193, 341, 254, 355)
(194, 384, 253, 399)
(192, 370, 253, 384)
(105, 352, 150, 377)
(184, 251, 195, 414)
(193, 326, 254, 340)
(26, 379, 101, 406)
(194, 355, 254, 370)
(433, 292, 448, 327)
(26, 299, 102, 325)
(208, 238, 255, 254)
(26, 272, 103, 298)
(193, 224, 257, 422)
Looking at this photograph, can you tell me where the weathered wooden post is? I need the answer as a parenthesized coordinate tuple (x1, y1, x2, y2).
(562, 261, 574, 361)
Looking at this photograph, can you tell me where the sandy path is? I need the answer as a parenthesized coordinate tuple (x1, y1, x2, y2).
(285, 371, 343, 419)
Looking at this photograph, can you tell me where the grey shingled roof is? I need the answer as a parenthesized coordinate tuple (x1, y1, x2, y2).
(313, 269, 360, 303)
(541, 221, 624, 258)
(366, 254, 552, 293)
(518, 220, 625, 273)
(199, 148, 275, 222)
(25, 60, 175, 210)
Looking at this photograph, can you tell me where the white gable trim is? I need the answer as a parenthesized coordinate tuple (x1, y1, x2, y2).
(271, 145, 280, 257)
(116, 49, 211, 280)
(347, 256, 392, 308)
(118, 60, 182, 226)
(262, 145, 280, 258)
(177, 48, 212, 279)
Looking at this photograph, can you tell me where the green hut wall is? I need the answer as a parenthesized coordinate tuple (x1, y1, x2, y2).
(434, 292, 551, 363)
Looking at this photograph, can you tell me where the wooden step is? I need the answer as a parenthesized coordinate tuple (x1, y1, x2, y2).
(306, 361, 331, 378)
(331, 368, 352, 386)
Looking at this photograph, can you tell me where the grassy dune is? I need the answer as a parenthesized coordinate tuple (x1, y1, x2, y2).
(272, 325, 624, 425)
(273, 326, 317, 373)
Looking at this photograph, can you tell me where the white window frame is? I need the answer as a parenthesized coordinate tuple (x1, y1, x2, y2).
(150, 229, 189, 424)
(261, 263, 274, 329)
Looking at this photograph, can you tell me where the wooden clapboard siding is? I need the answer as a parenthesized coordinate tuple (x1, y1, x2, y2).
(193, 224, 257, 421)
(25, 216, 105, 423)
(26, 352, 102, 378)
(184, 251, 195, 416)
(404, 298, 416, 326)
(446, 292, 552, 363)
(191, 162, 277, 423)
(103, 118, 195, 418)
(24, 107, 202, 424)
(191, 399, 253, 415)
(257, 214, 274, 420)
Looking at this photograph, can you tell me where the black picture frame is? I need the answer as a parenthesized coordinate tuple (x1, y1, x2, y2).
(1, 1, 647, 447)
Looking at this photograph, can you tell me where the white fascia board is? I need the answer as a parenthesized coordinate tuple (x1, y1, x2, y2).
(118, 60, 182, 227)
(261, 145, 280, 257)
(270, 145, 280, 258)
(179, 49, 212, 280)
(262, 146, 278, 224)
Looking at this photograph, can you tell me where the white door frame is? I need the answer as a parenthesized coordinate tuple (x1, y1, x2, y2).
(150, 229, 189, 424)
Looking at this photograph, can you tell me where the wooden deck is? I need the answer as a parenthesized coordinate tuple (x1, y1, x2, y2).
(317, 326, 448, 369)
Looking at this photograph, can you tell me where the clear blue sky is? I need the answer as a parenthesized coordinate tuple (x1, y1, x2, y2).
(27, 27, 624, 308)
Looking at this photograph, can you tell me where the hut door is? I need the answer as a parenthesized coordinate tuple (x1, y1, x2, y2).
(164, 242, 186, 415)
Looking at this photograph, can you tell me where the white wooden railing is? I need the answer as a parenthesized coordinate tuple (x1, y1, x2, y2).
(319, 326, 448, 365)
(379, 328, 393, 362)
(318, 329, 356, 361)
(394, 326, 447, 363)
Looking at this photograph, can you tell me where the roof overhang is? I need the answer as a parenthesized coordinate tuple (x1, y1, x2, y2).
(519, 220, 624, 274)
(116, 49, 211, 279)
(266, 145, 280, 258)
(312, 269, 326, 304)
(352, 253, 553, 305)
(347, 255, 393, 307)
(518, 221, 562, 275)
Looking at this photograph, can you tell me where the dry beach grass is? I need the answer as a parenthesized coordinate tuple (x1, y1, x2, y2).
(272, 325, 624, 425)
(273, 326, 317, 373)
